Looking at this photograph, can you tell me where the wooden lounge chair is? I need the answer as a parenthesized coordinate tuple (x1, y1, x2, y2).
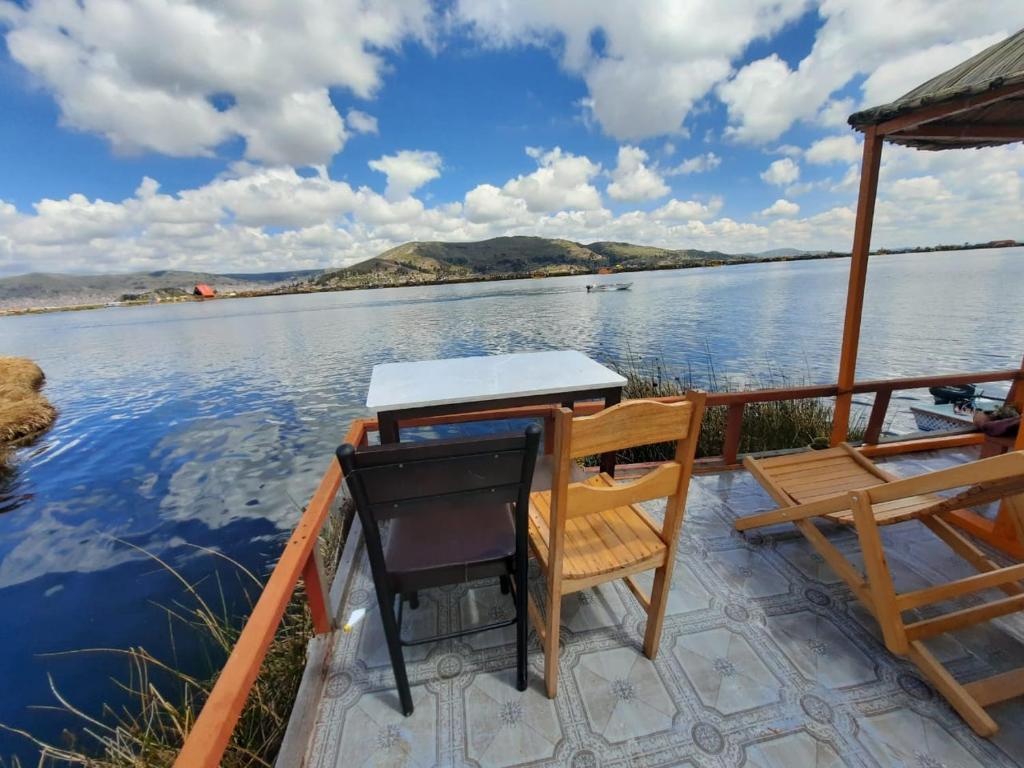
(736, 443, 1024, 736)
(528, 394, 707, 698)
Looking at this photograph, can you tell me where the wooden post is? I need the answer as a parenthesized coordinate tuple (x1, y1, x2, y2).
(722, 403, 744, 465)
(864, 389, 892, 444)
(303, 547, 333, 635)
(832, 127, 883, 446)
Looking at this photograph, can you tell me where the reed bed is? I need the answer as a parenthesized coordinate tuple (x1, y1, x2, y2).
(584, 354, 864, 465)
(1, 507, 349, 768)
(0, 357, 56, 446)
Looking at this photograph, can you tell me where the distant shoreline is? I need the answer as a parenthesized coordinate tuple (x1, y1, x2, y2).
(2, 240, 1019, 317)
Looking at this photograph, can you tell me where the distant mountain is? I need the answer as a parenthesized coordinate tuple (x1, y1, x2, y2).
(310, 236, 761, 290)
(0, 269, 319, 310)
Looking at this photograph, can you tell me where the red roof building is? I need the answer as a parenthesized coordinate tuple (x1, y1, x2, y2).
(193, 283, 215, 298)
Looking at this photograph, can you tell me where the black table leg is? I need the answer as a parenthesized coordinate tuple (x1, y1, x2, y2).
(598, 387, 622, 477)
(378, 412, 400, 444)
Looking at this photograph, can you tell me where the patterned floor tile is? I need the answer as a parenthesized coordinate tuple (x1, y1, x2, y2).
(743, 731, 847, 768)
(673, 626, 780, 714)
(856, 709, 989, 768)
(333, 686, 438, 768)
(463, 671, 560, 767)
(767, 611, 877, 688)
(573, 646, 677, 743)
(303, 449, 1024, 768)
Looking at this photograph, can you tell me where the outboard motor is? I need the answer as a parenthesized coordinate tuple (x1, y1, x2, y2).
(929, 384, 977, 407)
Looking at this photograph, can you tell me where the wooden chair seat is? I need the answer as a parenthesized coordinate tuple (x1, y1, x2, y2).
(529, 474, 667, 583)
(736, 444, 1024, 737)
(756, 446, 943, 526)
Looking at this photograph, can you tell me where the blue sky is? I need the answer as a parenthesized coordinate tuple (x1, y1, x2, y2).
(0, 1, 1021, 275)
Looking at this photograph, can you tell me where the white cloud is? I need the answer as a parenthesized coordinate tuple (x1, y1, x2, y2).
(607, 146, 669, 202)
(761, 158, 800, 186)
(502, 147, 603, 212)
(719, 3, 1016, 143)
(667, 152, 721, 176)
(2, 142, 1023, 282)
(761, 198, 800, 217)
(806, 135, 861, 165)
(346, 109, 379, 135)
(369, 150, 443, 200)
(455, 0, 808, 140)
(2, 0, 433, 165)
(652, 197, 723, 222)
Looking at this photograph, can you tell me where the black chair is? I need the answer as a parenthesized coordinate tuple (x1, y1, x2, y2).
(336, 424, 540, 716)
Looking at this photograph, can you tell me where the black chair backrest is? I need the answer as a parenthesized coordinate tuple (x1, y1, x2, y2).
(338, 426, 540, 523)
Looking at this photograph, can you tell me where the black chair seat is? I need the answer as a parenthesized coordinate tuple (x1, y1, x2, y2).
(387, 496, 515, 592)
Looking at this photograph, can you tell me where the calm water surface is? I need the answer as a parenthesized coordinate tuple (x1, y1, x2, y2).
(0, 248, 1021, 758)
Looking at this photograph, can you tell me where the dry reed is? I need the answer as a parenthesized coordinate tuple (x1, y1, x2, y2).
(0, 357, 56, 446)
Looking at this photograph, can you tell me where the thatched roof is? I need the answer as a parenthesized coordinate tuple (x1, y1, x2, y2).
(849, 28, 1024, 150)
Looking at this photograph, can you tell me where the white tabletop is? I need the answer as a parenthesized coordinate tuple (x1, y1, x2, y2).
(366, 350, 626, 412)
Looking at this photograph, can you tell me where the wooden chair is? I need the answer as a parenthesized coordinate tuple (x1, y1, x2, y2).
(337, 425, 540, 715)
(528, 394, 706, 698)
(735, 443, 1024, 736)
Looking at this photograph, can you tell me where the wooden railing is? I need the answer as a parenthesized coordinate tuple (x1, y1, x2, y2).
(174, 366, 1023, 766)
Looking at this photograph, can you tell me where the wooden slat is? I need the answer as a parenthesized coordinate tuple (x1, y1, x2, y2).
(859, 432, 986, 457)
(624, 575, 651, 613)
(963, 667, 1024, 708)
(868, 451, 1024, 505)
(564, 463, 680, 518)
(896, 563, 1024, 612)
(923, 515, 1022, 597)
(569, 400, 693, 458)
(907, 641, 998, 737)
(905, 593, 1024, 642)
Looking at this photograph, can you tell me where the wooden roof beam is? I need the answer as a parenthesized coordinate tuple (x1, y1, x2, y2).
(873, 81, 1024, 135)
(891, 123, 1024, 141)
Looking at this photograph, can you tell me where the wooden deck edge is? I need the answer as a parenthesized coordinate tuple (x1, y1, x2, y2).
(276, 502, 366, 768)
(274, 632, 335, 768)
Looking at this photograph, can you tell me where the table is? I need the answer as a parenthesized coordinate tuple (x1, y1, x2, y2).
(367, 350, 627, 474)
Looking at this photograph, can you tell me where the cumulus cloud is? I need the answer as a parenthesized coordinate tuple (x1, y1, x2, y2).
(761, 199, 799, 217)
(760, 158, 800, 186)
(369, 150, 443, 200)
(719, 3, 1016, 143)
(806, 135, 861, 165)
(667, 152, 721, 176)
(455, 0, 807, 140)
(347, 109, 380, 135)
(606, 146, 669, 202)
(2, 0, 433, 165)
(502, 147, 603, 212)
(652, 197, 724, 222)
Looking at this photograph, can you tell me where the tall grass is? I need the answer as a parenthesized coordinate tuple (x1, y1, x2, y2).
(1, 507, 349, 768)
(584, 354, 864, 465)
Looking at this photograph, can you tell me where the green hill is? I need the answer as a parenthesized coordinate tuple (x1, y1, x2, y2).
(310, 236, 752, 290)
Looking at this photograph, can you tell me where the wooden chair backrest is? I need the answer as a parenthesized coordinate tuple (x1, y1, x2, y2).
(864, 449, 1024, 519)
(548, 394, 706, 535)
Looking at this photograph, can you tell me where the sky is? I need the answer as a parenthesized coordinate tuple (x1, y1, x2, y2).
(0, 0, 1022, 276)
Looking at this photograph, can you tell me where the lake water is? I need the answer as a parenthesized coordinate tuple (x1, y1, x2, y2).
(1, 247, 1022, 759)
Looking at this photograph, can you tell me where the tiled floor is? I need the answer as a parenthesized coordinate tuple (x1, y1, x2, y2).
(305, 448, 1024, 767)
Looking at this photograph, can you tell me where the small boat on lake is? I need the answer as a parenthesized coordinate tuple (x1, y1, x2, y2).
(910, 383, 1006, 431)
(586, 282, 632, 292)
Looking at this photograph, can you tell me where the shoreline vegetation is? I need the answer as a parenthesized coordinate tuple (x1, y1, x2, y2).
(0, 357, 56, 461)
(1, 237, 1019, 318)
(2, 355, 862, 766)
